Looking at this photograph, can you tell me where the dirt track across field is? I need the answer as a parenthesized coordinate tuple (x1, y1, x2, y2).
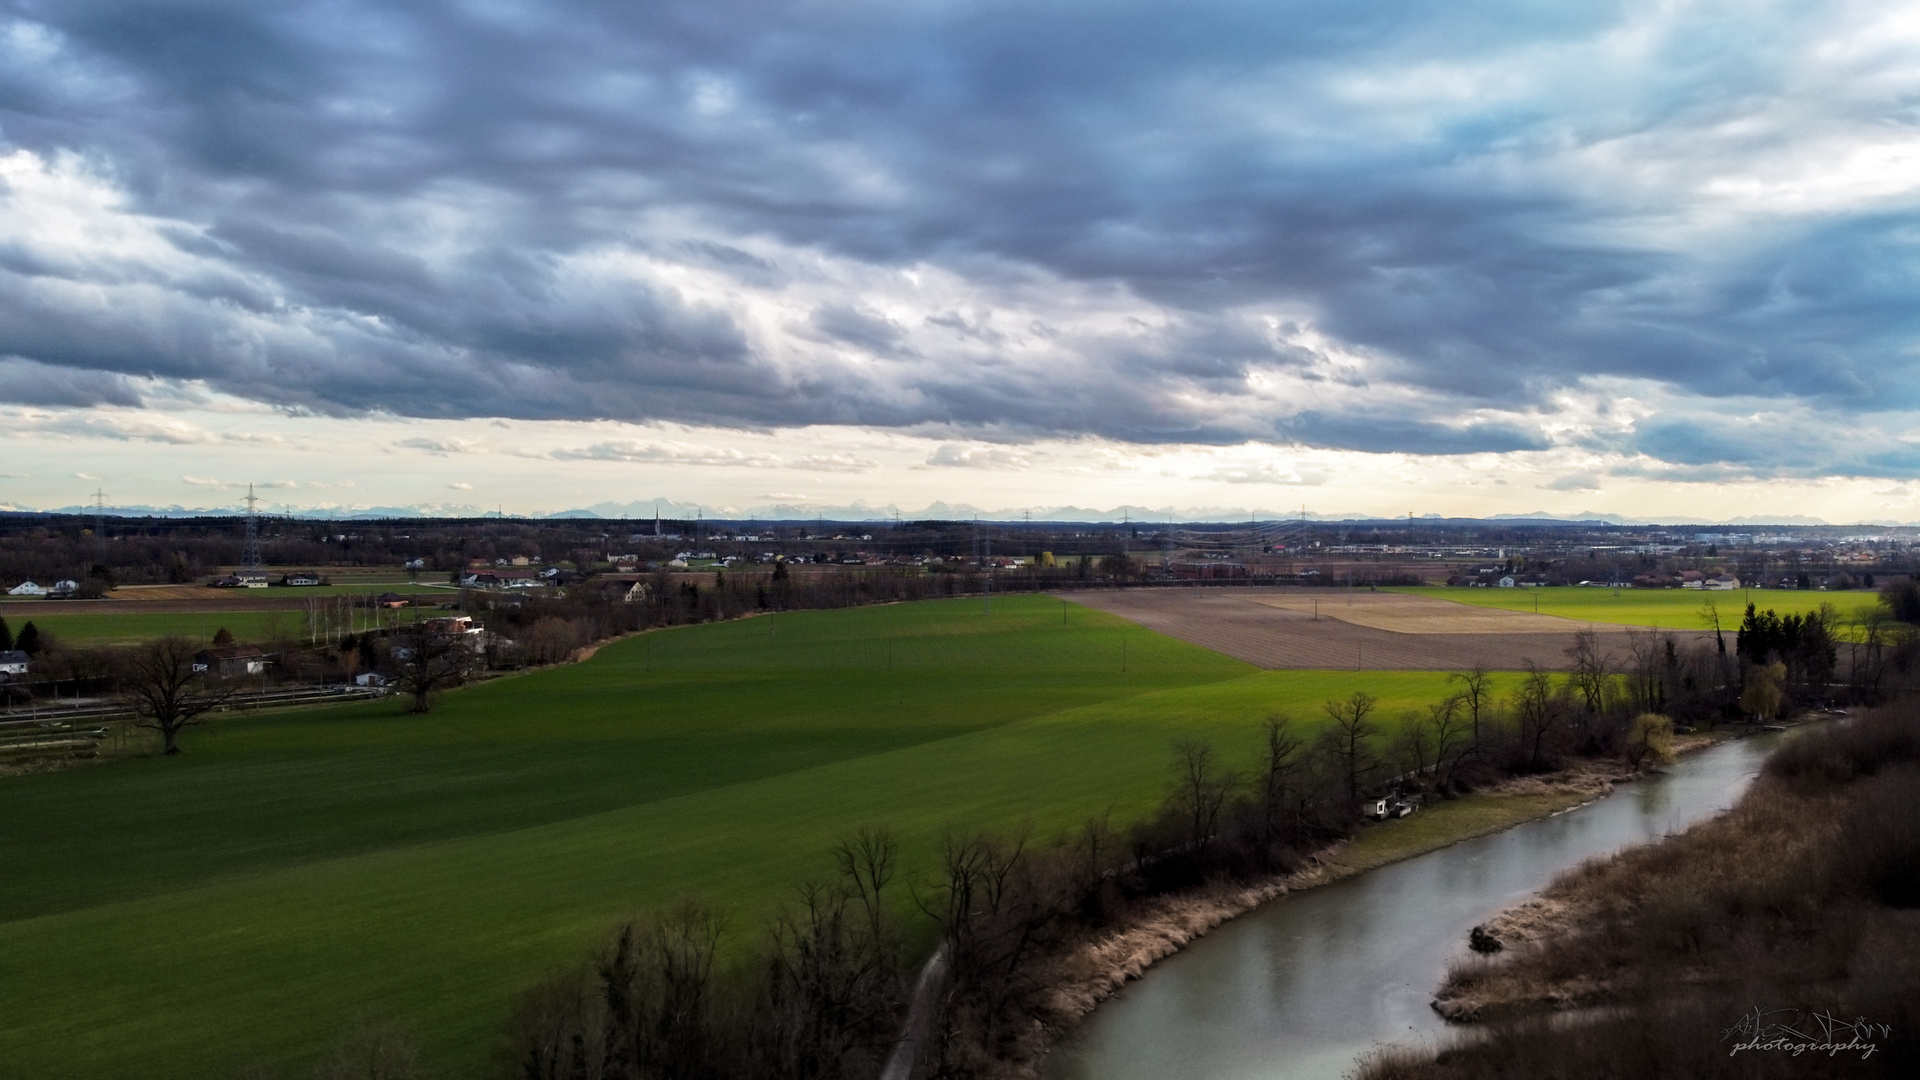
(1063, 588, 1717, 671)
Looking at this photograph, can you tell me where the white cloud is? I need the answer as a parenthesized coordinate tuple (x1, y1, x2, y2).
(549, 440, 783, 468)
(793, 453, 880, 473)
(396, 437, 491, 455)
(1541, 472, 1604, 493)
(1203, 463, 1327, 486)
(923, 444, 1041, 469)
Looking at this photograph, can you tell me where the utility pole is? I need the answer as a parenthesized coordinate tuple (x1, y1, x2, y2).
(983, 521, 992, 615)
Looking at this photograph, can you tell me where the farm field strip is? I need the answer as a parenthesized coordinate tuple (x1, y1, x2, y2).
(1394, 585, 1881, 630)
(7, 595, 1507, 1079)
(1240, 590, 1640, 634)
(1063, 588, 1716, 670)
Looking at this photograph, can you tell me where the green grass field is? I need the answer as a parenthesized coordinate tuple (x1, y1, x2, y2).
(0, 606, 431, 647)
(1398, 585, 1881, 630)
(0, 595, 1500, 1080)
(3, 609, 302, 646)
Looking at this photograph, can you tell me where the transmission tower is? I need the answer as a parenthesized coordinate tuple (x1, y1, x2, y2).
(242, 483, 262, 574)
(91, 488, 106, 563)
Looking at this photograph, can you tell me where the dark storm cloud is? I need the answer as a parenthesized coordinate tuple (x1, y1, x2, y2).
(1284, 412, 1551, 456)
(0, 0, 1914, 471)
(0, 356, 143, 407)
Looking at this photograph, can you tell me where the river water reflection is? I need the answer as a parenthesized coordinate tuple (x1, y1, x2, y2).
(1049, 735, 1779, 1080)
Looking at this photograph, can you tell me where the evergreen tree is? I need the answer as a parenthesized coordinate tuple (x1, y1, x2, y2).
(0, 615, 12, 652)
(15, 621, 41, 656)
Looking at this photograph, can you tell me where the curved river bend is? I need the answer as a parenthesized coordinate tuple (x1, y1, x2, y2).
(1050, 735, 1779, 1080)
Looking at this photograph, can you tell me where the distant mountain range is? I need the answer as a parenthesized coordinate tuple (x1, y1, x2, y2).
(0, 497, 1911, 529)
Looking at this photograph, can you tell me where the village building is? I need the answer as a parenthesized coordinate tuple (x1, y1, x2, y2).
(192, 644, 270, 677)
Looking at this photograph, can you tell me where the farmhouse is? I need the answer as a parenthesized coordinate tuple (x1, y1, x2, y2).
(7, 580, 45, 596)
(0, 649, 29, 678)
(460, 567, 540, 588)
(192, 644, 270, 677)
(279, 571, 323, 587)
(389, 616, 490, 660)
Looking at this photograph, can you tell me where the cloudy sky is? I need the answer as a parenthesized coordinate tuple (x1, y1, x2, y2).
(1, 0, 1918, 520)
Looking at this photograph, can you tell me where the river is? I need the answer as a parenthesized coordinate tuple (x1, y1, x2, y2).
(1049, 734, 1780, 1080)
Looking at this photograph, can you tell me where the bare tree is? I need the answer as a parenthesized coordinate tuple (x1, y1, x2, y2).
(916, 830, 1053, 1066)
(1448, 665, 1494, 745)
(832, 825, 898, 951)
(763, 875, 899, 1079)
(1256, 714, 1306, 847)
(1620, 628, 1665, 715)
(1323, 691, 1381, 801)
(1170, 739, 1236, 850)
(599, 905, 725, 1080)
(1428, 694, 1472, 790)
(1392, 709, 1433, 782)
(1700, 597, 1729, 677)
(120, 636, 237, 755)
(1512, 661, 1568, 771)
(392, 619, 473, 713)
(1564, 628, 1614, 715)
(1848, 602, 1895, 700)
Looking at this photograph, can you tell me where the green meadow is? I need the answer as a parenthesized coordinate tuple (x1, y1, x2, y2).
(1, 604, 435, 647)
(1, 609, 303, 647)
(0, 595, 1500, 1080)
(1398, 584, 1881, 630)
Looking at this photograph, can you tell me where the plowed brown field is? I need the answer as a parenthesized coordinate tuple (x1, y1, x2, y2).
(1062, 588, 1714, 671)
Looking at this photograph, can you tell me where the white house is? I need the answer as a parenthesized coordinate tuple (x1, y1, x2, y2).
(1705, 575, 1740, 590)
(6, 581, 45, 597)
(0, 649, 29, 677)
(1497, 575, 1516, 588)
(48, 579, 79, 597)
